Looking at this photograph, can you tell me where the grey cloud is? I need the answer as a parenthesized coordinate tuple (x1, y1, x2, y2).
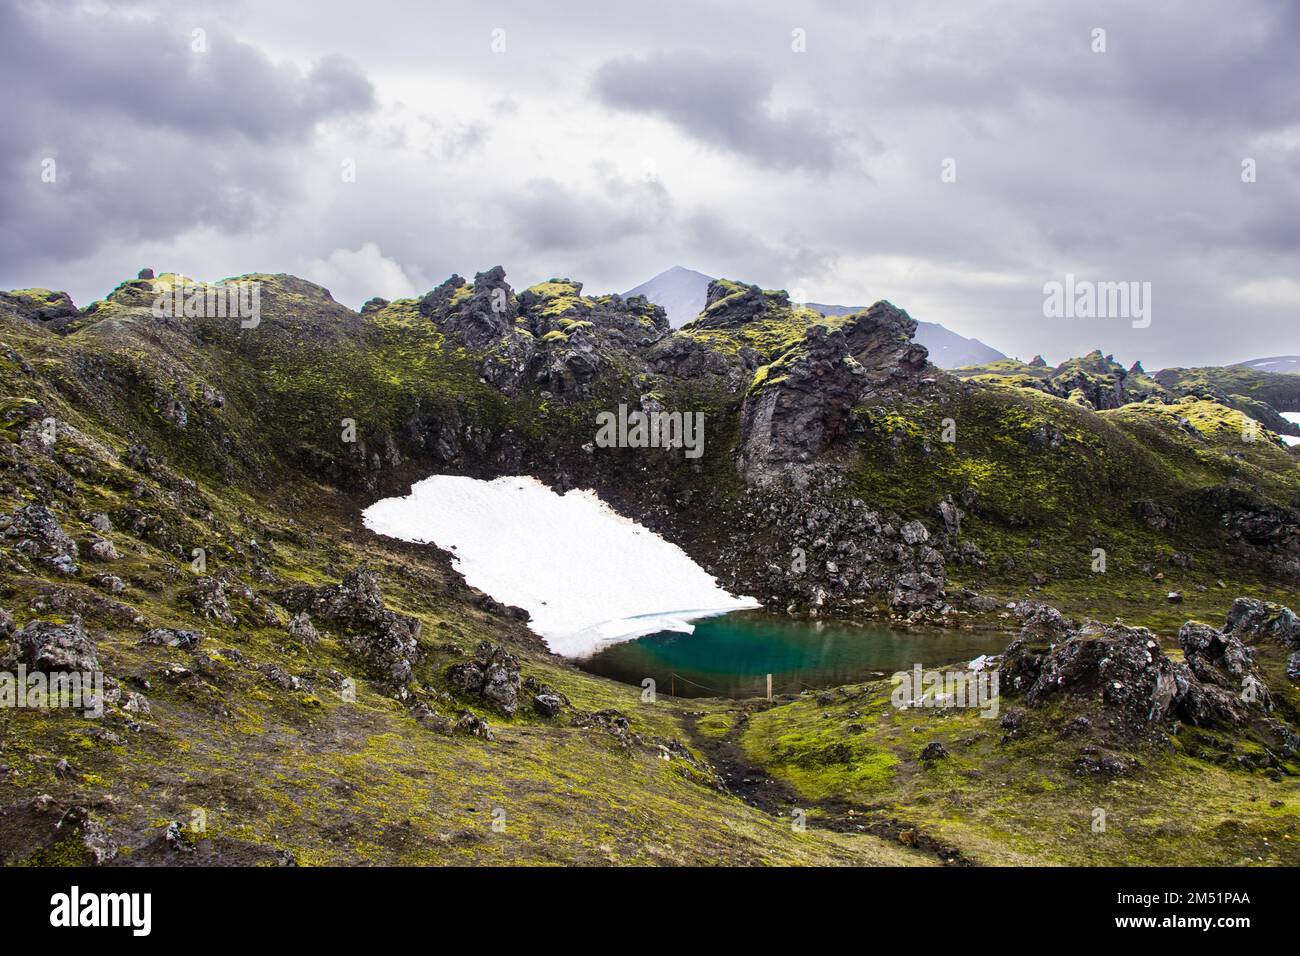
(592, 51, 846, 172)
(0, 2, 375, 276)
(684, 210, 835, 288)
(500, 170, 672, 253)
(5, 6, 373, 141)
(858, 1, 1300, 132)
(3, 0, 1299, 367)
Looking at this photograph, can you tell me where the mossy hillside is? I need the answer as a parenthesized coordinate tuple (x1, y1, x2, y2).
(21, 276, 539, 492)
(198, 279, 517, 478)
(958, 354, 1300, 436)
(1, 306, 268, 488)
(3, 268, 1299, 867)
(1155, 365, 1300, 414)
(962, 371, 1051, 394)
(953, 357, 1054, 380)
(840, 377, 1300, 628)
(21, 273, 1294, 631)
(0, 413, 924, 866)
(737, 680, 1300, 865)
(2, 286, 935, 865)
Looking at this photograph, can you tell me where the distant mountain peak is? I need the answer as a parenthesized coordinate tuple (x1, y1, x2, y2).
(623, 267, 716, 328)
(1232, 355, 1300, 376)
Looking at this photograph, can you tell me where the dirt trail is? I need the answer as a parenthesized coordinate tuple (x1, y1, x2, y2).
(682, 705, 971, 865)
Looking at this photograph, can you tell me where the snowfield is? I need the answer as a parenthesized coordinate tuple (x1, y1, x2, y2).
(1282, 412, 1300, 447)
(362, 475, 759, 657)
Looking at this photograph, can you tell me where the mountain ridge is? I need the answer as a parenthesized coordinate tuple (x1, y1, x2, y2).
(623, 266, 1007, 369)
(1234, 355, 1300, 375)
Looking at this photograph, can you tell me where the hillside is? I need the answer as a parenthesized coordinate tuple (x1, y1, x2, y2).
(1, 268, 1298, 866)
(956, 352, 1300, 439)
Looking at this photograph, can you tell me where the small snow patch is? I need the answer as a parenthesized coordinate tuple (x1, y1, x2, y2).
(362, 475, 759, 657)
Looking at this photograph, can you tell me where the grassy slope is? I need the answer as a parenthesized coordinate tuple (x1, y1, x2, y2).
(842, 374, 1300, 628)
(734, 678, 1299, 866)
(3, 273, 1298, 865)
(0, 288, 926, 867)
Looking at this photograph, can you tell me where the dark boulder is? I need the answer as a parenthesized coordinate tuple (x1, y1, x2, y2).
(1224, 598, 1300, 648)
(447, 642, 522, 716)
(938, 495, 963, 537)
(999, 603, 1076, 694)
(1002, 602, 1283, 740)
(186, 576, 235, 625)
(533, 693, 565, 717)
(1016, 620, 1183, 740)
(139, 627, 202, 649)
(287, 611, 318, 645)
(454, 710, 494, 740)
(1178, 620, 1264, 698)
(919, 742, 949, 762)
(10, 616, 98, 673)
(840, 301, 930, 386)
(888, 571, 945, 611)
(737, 303, 931, 485)
(690, 280, 788, 329)
(281, 566, 422, 693)
(1, 504, 79, 575)
(738, 325, 867, 482)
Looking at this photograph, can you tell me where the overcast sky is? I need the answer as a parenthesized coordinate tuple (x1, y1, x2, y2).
(3, 0, 1298, 368)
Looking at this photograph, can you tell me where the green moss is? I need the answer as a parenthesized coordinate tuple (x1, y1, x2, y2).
(738, 677, 1300, 866)
(745, 690, 900, 801)
(694, 712, 737, 739)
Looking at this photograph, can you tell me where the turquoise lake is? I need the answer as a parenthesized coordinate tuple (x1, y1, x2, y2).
(576, 610, 1012, 698)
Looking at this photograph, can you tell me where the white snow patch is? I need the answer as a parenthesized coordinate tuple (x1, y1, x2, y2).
(362, 475, 760, 657)
(1281, 412, 1300, 447)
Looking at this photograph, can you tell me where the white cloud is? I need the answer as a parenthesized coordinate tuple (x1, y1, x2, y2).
(300, 243, 422, 308)
(1234, 277, 1300, 308)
